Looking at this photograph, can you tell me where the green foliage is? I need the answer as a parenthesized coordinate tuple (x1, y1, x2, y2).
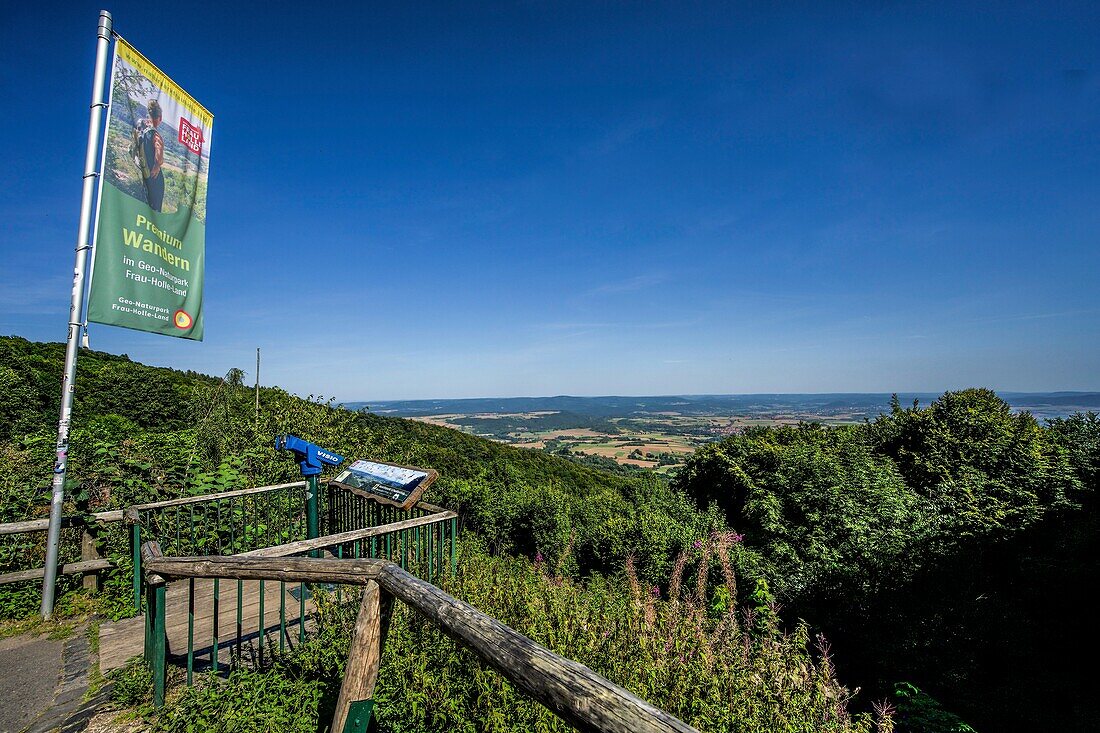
(144, 542, 887, 733)
(891, 683, 975, 733)
(869, 389, 1079, 540)
(0, 336, 211, 442)
(673, 422, 920, 598)
(152, 667, 324, 733)
(110, 657, 154, 709)
(554, 448, 650, 476)
(673, 389, 1095, 731)
(1047, 411, 1100, 492)
(373, 545, 883, 733)
(674, 389, 1086, 602)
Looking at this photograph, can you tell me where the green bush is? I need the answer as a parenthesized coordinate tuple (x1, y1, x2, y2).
(891, 683, 975, 733)
(110, 657, 154, 709)
(672, 389, 1093, 730)
(152, 667, 324, 733)
(373, 543, 889, 733)
(673, 422, 921, 600)
(144, 541, 889, 733)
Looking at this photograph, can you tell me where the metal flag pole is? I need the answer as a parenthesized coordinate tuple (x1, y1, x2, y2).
(41, 9, 114, 619)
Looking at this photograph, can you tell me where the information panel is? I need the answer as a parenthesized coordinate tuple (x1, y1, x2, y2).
(332, 459, 437, 510)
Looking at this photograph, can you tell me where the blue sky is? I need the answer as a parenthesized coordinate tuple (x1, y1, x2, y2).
(1, 1, 1098, 400)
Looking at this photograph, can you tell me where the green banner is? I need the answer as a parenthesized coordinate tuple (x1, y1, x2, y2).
(88, 38, 212, 340)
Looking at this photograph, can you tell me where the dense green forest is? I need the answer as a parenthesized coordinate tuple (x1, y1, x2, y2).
(3, 335, 1098, 731)
(673, 391, 1099, 732)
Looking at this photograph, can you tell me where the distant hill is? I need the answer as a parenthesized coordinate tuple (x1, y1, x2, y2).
(350, 391, 1100, 421)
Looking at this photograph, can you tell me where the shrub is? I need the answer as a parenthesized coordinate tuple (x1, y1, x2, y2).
(151, 667, 324, 733)
(110, 657, 153, 709)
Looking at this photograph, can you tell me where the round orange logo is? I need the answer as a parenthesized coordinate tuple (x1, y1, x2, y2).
(173, 309, 193, 329)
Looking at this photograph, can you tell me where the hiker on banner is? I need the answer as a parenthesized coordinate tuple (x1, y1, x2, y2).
(132, 99, 165, 211)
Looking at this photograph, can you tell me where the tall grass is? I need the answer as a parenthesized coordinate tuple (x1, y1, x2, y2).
(373, 536, 890, 733)
(151, 537, 891, 733)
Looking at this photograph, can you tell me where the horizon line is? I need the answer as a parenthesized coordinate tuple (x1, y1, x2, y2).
(346, 389, 1100, 405)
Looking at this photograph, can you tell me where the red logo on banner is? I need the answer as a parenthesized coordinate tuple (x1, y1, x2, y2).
(178, 117, 204, 155)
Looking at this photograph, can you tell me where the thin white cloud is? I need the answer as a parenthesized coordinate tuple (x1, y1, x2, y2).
(584, 273, 666, 296)
(965, 309, 1100, 326)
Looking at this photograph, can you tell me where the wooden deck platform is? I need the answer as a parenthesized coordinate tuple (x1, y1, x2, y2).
(99, 577, 318, 673)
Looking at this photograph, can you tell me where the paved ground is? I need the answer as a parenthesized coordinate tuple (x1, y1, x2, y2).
(0, 627, 101, 733)
(0, 634, 65, 732)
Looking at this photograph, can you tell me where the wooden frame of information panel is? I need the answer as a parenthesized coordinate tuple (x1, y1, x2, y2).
(327, 460, 439, 511)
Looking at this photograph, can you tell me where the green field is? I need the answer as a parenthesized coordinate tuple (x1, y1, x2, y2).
(412, 411, 865, 473)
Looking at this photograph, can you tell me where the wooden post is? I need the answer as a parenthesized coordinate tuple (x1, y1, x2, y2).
(132, 524, 142, 611)
(254, 347, 260, 430)
(331, 580, 392, 733)
(81, 525, 100, 592)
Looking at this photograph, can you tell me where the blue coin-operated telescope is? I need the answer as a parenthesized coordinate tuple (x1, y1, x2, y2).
(275, 434, 344, 477)
(276, 435, 343, 552)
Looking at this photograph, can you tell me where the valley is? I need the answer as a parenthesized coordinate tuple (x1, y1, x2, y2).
(357, 392, 1100, 471)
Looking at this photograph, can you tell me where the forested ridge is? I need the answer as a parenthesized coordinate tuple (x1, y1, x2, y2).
(673, 391, 1099, 731)
(2, 334, 1097, 732)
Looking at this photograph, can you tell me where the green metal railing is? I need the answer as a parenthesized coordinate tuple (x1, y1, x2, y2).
(323, 483, 457, 585)
(127, 481, 309, 611)
(132, 481, 458, 707)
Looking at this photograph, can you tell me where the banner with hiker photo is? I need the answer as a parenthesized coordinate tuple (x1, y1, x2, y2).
(88, 37, 212, 340)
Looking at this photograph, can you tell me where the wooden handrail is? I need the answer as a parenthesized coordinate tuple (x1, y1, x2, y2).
(0, 511, 122, 589)
(142, 551, 387, 586)
(0, 558, 113, 586)
(140, 543, 700, 733)
(238, 511, 456, 559)
(0, 485, 438, 538)
(0, 510, 124, 535)
(125, 481, 307, 520)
